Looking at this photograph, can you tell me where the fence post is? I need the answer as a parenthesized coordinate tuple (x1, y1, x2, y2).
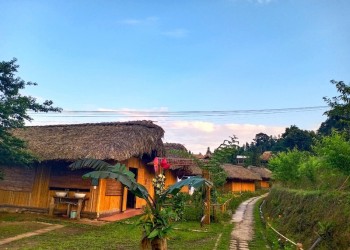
(202, 170, 210, 224)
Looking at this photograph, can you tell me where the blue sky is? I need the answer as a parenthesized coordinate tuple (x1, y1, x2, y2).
(1, 0, 350, 153)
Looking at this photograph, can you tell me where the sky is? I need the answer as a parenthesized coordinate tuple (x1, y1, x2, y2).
(1, 0, 350, 153)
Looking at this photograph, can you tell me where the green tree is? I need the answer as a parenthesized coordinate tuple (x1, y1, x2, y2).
(268, 149, 310, 186)
(320, 80, 350, 137)
(313, 131, 350, 176)
(281, 125, 315, 151)
(205, 135, 239, 186)
(0, 58, 61, 167)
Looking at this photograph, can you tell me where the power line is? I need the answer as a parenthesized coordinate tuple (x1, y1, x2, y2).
(27, 106, 328, 118)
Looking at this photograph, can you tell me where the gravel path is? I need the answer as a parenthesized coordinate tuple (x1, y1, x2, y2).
(229, 194, 268, 250)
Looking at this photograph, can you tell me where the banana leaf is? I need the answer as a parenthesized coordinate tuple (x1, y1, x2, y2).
(83, 169, 149, 200)
(70, 159, 148, 200)
(69, 158, 112, 171)
(158, 176, 213, 202)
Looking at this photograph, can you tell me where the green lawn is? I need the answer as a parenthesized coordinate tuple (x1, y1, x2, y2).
(0, 213, 232, 250)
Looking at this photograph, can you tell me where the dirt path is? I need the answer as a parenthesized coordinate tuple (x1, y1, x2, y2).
(229, 194, 268, 250)
(0, 222, 64, 246)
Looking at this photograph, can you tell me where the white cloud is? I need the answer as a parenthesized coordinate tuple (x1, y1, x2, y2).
(160, 120, 285, 154)
(118, 16, 159, 26)
(162, 29, 189, 38)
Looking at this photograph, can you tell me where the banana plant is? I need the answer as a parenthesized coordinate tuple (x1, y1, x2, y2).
(69, 159, 212, 249)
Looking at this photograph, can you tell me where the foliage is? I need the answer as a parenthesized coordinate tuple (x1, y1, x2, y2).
(313, 131, 350, 175)
(268, 149, 311, 186)
(262, 187, 350, 249)
(320, 80, 350, 137)
(203, 135, 238, 187)
(0, 58, 61, 167)
(170, 193, 187, 221)
(281, 125, 316, 151)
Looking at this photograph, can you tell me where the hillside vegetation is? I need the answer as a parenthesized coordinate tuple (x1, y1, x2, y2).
(262, 188, 350, 249)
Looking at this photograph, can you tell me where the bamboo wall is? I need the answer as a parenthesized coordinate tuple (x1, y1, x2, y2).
(0, 164, 98, 215)
(123, 157, 155, 210)
(164, 170, 177, 189)
(224, 180, 256, 192)
(261, 180, 270, 189)
(0, 165, 50, 208)
(1, 157, 158, 218)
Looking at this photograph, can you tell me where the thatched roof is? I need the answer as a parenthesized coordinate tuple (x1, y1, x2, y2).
(12, 121, 165, 161)
(247, 166, 272, 180)
(149, 142, 202, 176)
(260, 151, 273, 162)
(222, 164, 262, 181)
(164, 143, 187, 155)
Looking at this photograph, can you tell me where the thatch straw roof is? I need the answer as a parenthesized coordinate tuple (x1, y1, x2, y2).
(222, 164, 262, 181)
(164, 143, 187, 155)
(149, 143, 202, 176)
(260, 151, 273, 162)
(247, 166, 272, 180)
(12, 121, 165, 161)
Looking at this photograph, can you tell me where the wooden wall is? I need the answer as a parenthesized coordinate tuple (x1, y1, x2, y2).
(0, 165, 50, 208)
(124, 157, 155, 209)
(0, 164, 97, 215)
(261, 180, 270, 189)
(223, 180, 256, 192)
(1, 157, 158, 218)
(164, 170, 177, 189)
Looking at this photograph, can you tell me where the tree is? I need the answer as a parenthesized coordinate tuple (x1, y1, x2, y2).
(0, 58, 61, 167)
(281, 125, 315, 151)
(320, 80, 350, 137)
(313, 131, 350, 176)
(69, 159, 212, 250)
(204, 135, 239, 186)
(254, 132, 271, 152)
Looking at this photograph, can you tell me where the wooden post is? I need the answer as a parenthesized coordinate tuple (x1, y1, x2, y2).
(202, 170, 210, 225)
(49, 197, 55, 216)
(76, 199, 83, 220)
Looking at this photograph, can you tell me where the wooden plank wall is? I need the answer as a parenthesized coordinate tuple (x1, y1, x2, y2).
(124, 157, 154, 209)
(95, 157, 155, 214)
(0, 164, 97, 215)
(1, 157, 161, 217)
(261, 181, 270, 188)
(0, 165, 50, 208)
(164, 170, 177, 189)
(94, 179, 122, 216)
(227, 180, 256, 192)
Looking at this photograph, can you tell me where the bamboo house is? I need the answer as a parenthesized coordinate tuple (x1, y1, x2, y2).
(0, 121, 165, 218)
(222, 164, 262, 192)
(247, 166, 272, 189)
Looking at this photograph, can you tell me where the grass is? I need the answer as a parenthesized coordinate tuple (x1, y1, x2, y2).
(0, 212, 233, 250)
(0, 221, 48, 240)
(249, 198, 298, 250)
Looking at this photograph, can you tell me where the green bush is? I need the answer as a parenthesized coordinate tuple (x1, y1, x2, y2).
(183, 204, 203, 221)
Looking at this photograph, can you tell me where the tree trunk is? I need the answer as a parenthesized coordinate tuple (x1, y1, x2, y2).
(151, 237, 167, 250)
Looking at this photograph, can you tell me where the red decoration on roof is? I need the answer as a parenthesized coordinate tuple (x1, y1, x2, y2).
(160, 158, 170, 170)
